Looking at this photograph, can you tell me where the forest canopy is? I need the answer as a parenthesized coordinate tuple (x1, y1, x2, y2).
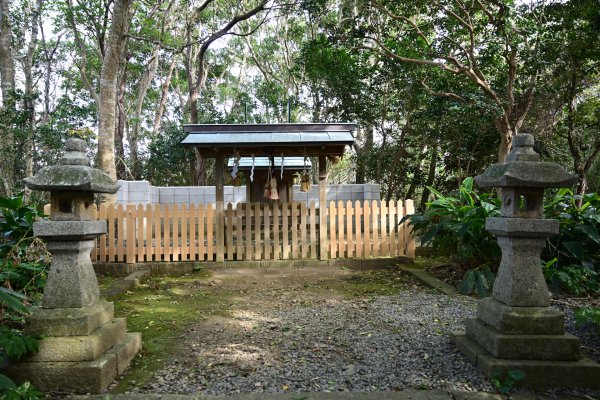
(0, 0, 598, 207)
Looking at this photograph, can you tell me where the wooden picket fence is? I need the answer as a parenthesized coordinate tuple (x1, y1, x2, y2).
(56, 200, 414, 263)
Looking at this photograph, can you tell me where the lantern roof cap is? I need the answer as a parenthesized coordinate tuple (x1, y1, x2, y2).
(24, 138, 119, 193)
(475, 134, 577, 188)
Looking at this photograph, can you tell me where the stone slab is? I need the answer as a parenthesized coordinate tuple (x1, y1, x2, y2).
(477, 355, 600, 389)
(465, 318, 580, 361)
(106, 332, 142, 374)
(477, 297, 564, 335)
(452, 332, 600, 388)
(27, 318, 126, 362)
(485, 217, 558, 238)
(66, 390, 565, 400)
(399, 267, 458, 296)
(34, 220, 107, 240)
(6, 349, 118, 394)
(25, 300, 114, 336)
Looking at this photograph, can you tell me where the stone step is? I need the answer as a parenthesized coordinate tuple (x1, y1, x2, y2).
(451, 332, 600, 389)
(107, 332, 142, 374)
(25, 300, 114, 337)
(477, 297, 564, 335)
(26, 318, 126, 362)
(465, 318, 580, 361)
(8, 329, 142, 394)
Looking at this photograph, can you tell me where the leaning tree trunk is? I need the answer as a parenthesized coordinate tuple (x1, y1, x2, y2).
(495, 116, 516, 163)
(97, 0, 133, 203)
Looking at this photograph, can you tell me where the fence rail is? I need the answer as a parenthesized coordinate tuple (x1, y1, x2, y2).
(54, 200, 415, 263)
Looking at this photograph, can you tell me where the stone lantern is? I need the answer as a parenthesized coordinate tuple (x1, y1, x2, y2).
(8, 138, 141, 394)
(452, 134, 600, 388)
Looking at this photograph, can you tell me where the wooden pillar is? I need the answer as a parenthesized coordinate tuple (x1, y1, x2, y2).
(245, 180, 251, 204)
(318, 154, 328, 260)
(215, 152, 225, 262)
(288, 178, 294, 203)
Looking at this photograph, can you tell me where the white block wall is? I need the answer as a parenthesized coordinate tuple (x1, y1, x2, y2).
(116, 181, 380, 207)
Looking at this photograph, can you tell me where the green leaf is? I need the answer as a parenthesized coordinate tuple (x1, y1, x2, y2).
(475, 272, 489, 297)
(562, 241, 585, 263)
(482, 265, 496, 288)
(0, 196, 22, 211)
(0, 373, 17, 390)
(507, 369, 525, 381)
(0, 287, 29, 314)
(459, 270, 476, 295)
(574, 224, 600, 244)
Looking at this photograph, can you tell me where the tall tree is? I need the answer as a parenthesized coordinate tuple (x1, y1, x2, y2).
(97, 0, 134, 195)
(347, 0, 543, 162)
(0, 0, 16, 195)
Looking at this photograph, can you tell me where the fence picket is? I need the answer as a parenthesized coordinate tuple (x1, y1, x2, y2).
(206, 204, 213, 261)
(282, 203, 289, 259)
(189, 204, 197, 261)
(181, 204, 188, 261)
(381, 201, 389, 257)
(337, 201, 345, 258)
(397, 201, 405, 256)
(116, 205, 124, 262)
(226, 203, 234, 260)
(254, 203, 261, 260)
(329, 201, 337, 259)
(354, 200, 362, 258)
(370, 200, 379, 256)
(236, 204, 243, 260)
(154, 205, 162, 261)
(245, 203, 252, 260)
(346, 200, 353, 258)
(310, 201, 317, 259)
(405, 199, 416, 258)
(273, 204, 280, 260)
(388, 200, 398, 257)
(300, 202, 308, 259)
(198, 204, 205, 260)
(144, 204, 152, 262)
(264, 203, 271, 260)
(173, 205, 181, 261)
(291, 203, 298, 259)
(98, 205, 107, 262)
(363, 201, 370, 257)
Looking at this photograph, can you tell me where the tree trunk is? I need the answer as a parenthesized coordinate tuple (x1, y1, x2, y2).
(115, 64, 127, 179)
(495, 116, 515, 162)
(23, 0, 42, 189)
(152, 59, 176, 134)
(420, 144, 438, 209)
(97, 0, 133, 203)
(0, 0, 15, 196)
(129, 45, 160, 179)
(354, 126, 373, 184)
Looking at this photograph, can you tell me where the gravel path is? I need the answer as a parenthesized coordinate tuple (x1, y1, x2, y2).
(122, 267, 599, 398)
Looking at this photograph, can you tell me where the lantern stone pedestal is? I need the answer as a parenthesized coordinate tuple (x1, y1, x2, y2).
(451, 134, 600, 388)
(6, 139, 141, 394)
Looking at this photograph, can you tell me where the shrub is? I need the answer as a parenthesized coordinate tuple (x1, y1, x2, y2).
(407, 182, 600, 297)
(0, 195, 46, 399)
(406, 177, 501, 265)
(543, 190, 599, 272)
